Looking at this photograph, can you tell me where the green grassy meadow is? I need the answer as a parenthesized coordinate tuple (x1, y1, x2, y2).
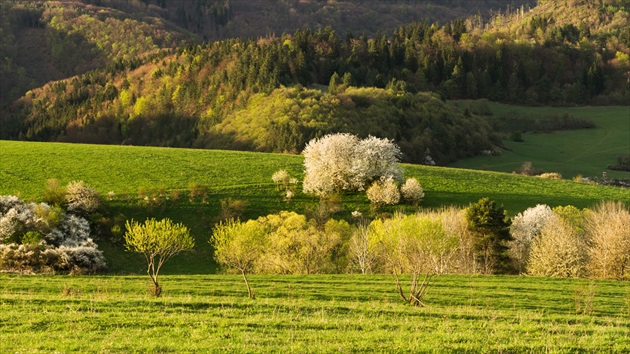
(449, 103, 630, 179)
(1, 274, 628, 352)
(1, 140, 628, 273)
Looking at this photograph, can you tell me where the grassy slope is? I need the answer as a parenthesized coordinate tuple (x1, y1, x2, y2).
(2, 140, 628, 274)
(0, 274, 628, 352)
(0, 141, 630, 273)
(449, 103, 630, 179)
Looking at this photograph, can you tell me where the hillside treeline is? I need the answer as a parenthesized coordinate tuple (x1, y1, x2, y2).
(209, 87, 499, 164)
(1, 0, 628, 162)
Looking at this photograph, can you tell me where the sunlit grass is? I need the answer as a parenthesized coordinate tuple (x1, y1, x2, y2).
(0, 274, 628, 352)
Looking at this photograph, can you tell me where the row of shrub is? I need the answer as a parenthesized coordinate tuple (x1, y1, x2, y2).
(211, 200, 629, 280)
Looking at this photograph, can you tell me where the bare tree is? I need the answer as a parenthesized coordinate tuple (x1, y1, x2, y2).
(527, 214, 588, 278)
(586, 201, 630, 280)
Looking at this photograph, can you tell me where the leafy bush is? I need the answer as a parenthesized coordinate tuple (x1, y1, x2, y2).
(400, 178, 424, 205)
(257, 211, 349, 275)
(512, 162, 544, 176)
(188, 182, 209, 203)
(217, 198, 248, 222)
(370, 210, 465, 306)
(42, 178, 66, 206)
(539, 172, 562, 180)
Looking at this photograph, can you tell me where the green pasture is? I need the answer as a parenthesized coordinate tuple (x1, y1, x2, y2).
(1, 140, 628, 273)
(0, 274, 628, 352)
(1, 140, 627, 212)
(449, 103, 630, 179)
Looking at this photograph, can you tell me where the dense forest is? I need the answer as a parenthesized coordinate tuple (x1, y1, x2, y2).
(0, 0, 628, 164)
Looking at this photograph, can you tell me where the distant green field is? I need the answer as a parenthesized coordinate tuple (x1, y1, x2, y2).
(2, 140, 628, 273)
(0, 274, 628, 352)
(449, 103, 630, 179)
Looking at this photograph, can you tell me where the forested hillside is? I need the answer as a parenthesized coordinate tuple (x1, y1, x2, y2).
(92, 0, 534, 42)
(1, 0, 628, 164)
(0, 0, 197, 105)
(0, 0, 533, 106)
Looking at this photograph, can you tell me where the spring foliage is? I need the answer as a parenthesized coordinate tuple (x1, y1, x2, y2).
(527, 214, 588, 278)
(211, 219, 266, 298)
(124, 218, 194, 295)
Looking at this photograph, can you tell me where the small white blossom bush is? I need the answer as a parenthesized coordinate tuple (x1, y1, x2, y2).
(400, 178, 424, 205)
(272, 170, 290, 190)
(58, 243, 107, 274)
(0, 197, 36, 243)
(366, 177, 400, 207)
(272, 170, 298, 202)
(57, 214, 92, 247)
(66, 181, 101, 214)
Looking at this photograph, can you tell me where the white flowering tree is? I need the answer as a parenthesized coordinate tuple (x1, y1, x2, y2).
(302, 133, 402, 197)
(271, 169, 298, 202)
(509, 204, 554, 273)
(350, 136, 403, 190)
(303, 133, 359, 197)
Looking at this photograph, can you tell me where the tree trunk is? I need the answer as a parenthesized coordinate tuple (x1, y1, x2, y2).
(148, 267, 161, 297)
(241, 269, 254, 299)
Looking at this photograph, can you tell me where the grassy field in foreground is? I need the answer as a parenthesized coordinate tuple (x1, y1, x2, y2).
(1, 140, 628, 274)
(449, 103, 630, 179)
(0, 274, 628, 352)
